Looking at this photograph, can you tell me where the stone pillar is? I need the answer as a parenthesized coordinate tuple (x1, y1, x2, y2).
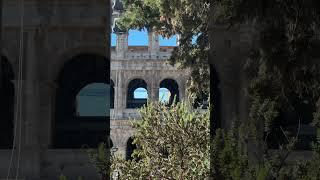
(116, 32, 128, 59)
(18, 30, 41, 179)
(208, 24, 253, 129)
(149, 78, 158, 102)
(114, 70, 125, 118)
(179, 79, 186, 101)
(148, 31, 159, 58)
(39, 81, 57, 148)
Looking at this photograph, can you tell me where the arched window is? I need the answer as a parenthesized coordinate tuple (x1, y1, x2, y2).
(126, 137, 137, 160)
(127, 79, 148, 108)
(0, 56, 14, 149)
(159, 79, 179, 105)
(54, 54, 109, 148)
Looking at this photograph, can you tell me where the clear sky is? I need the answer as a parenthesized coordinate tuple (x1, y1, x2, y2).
(111, 29, 178, 46)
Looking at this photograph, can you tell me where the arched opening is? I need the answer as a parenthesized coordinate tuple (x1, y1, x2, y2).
(127, 79, 148, 108)
(159, 88, 171, 103)
(54, 54, 109, 148)
(126, 137, 137, 160)
(111, 79, 114, 109)
(76, 83, 109, 117)
(0, 56, 14, 149)
(159, 79, 179, 105)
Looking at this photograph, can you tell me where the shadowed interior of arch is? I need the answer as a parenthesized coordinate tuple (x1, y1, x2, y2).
(54, 54, 109, 148)
(0, 56, 14, 149)
(159, 79, 179, 105)
(127, 79, 148, 108)
(126, 137, 137, 160)
(111, 79, 115, 109)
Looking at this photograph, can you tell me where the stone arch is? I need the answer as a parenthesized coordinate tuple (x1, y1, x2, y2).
(125, 137, 137, 160)
(159, 78, 179, 105)
(0, 56, 15, 149)
(53, 53, 109, 148)
(125, 76, 150, 92)
(126, 78, 148, 108)
(51, 46, 107, 82)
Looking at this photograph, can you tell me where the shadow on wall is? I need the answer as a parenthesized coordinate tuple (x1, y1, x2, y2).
(0, 56, 14, 149)
(54, 54, 110, 149)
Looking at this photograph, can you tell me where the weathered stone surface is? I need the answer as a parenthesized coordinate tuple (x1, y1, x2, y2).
(0, 0, 110, 179)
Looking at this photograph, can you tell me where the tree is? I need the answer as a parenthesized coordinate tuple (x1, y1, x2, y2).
(115, 0, 320, 178)
(88, 100, 320, 179)
(110, 101, 210, 179)
(116, 0, 211, 97)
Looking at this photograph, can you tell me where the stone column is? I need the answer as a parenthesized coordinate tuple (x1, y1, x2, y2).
(179, 79, 186, 101)
(116, 32, 128, 59)
(18, 30, 41, 179)
(148, 31, 159, 59)
(148, 76, 158, 102)
(114, 70, 125, 118)
(38, 80, 57, 148)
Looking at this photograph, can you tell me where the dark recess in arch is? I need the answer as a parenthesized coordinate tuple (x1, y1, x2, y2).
(0, 56, 14, 149)
(54, 54, 110, 148)
(126, 79, 148, 108)
(126, 137, 137, 160)
(111, 79, 114, 109)
(159, 79, 179, 105)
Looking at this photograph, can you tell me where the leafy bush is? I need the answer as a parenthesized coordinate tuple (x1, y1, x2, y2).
(88, 100, 320, 180)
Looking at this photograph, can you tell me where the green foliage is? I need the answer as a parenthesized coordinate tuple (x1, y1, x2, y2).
(87, 142, 111, 179)
(112, 1, 320, 179)
(117, 0, 210, 97)
(58, 175, 83, 180)
(213, 0, 320, 153)
(111, 101, 210, 179)
(211, 127, 252, 179)
(212, 1, 320, 179)
(59, 174, 67, 180)
(84, 100, 320, 180)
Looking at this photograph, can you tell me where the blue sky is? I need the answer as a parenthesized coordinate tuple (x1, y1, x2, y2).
(111, 29, 177, 46)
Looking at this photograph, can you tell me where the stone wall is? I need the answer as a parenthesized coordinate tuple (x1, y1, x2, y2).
(0, 0, 110, 179)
